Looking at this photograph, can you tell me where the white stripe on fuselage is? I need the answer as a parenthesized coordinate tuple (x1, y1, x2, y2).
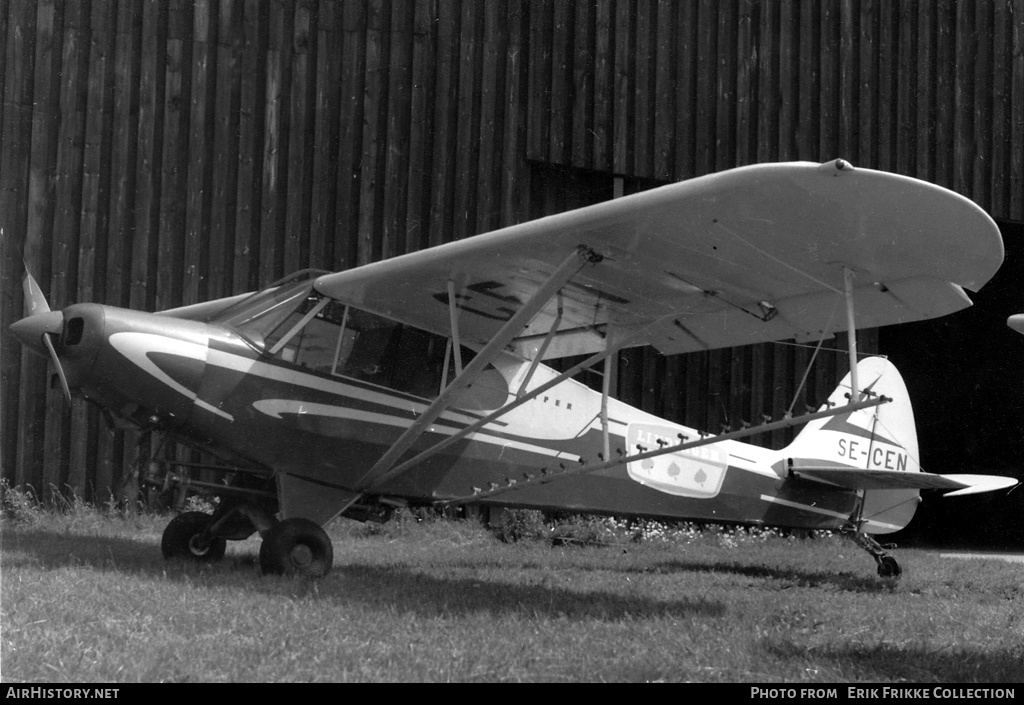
(251, 399, 577, 460)
(109, 332, 234, 420)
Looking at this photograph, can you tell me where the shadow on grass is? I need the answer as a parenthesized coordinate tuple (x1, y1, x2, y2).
(646, 559, 899, 593)
(763, 640, 1024, 683)
(1, 527, 723, 620)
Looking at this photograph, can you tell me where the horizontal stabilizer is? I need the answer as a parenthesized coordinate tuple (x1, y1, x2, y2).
(792, 467, 1018, 495)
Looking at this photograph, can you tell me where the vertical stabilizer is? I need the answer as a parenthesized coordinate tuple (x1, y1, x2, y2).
(784, 356, 921, 533)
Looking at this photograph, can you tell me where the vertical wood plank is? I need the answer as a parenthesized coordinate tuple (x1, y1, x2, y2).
(526, 0, 552, 162)
(971, 0, 993, 210)
(284, 0, 314, 271)
(756, 0, 779, 163)
(184, 0, 213, 304)
(818, 0, 839, 160)
(776, 0, 797, 160)
(548, 0, 572, 165)
(500, 0, 529, 227)
(156, 0, 190, 310)
(652, 0, 676, 178)
(46, 0, 89, 493)
(383, 0, 413, 258)
(612, 0, 634, 173)
(837, 0, 857, 161)
(1012, 0, 1024, 220)
(209, 0, 241, 297)
(452, 0, 481, 241)
(592, 0, 613, 173)
(694, 0, 716, 173)
(896, 0, 917, 176)
(80, 0, 118, 497)
(990, 0, 1010, 216)
(333, 0, 365, 268)
(571, 0, 594, 171)
(715, 0, 736, 168)
(132, 0, 166, 311)
(857, 0, 878, 168)
(427, 0, 457, 246)
(356, 0, 388, 263)
(475, 0, 506, 236)
(953, 0, 974, 196)
(233, 0, 265, 290)
(6, 0, 42, 489)
(259, 0, 289, 282)
(632, 0, 654, 177)
(934, 0, 955, 189)
(915, 0, 935, 182)
(734, 0, 756, 166)
(404, 0, 437, 251)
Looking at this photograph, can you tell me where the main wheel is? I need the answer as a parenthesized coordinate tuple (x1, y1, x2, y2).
(259, 518, 333, 578)
(161, 511, 227, 563)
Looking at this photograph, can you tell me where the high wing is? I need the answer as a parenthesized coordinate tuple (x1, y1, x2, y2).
(314, 160, 1002, 361)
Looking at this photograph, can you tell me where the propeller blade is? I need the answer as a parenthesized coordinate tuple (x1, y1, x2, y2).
(22, 269, 51, 316)
(42, 332, 72, 403)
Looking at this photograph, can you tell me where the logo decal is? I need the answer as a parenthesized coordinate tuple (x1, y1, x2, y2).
(625, 423, 726, 499)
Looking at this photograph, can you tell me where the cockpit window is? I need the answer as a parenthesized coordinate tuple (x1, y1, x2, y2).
(220, 276, 508, 405)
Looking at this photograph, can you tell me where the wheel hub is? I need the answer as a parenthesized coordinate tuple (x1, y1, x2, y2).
(290, 544, 313, 567)
(188, 535, 211, 556)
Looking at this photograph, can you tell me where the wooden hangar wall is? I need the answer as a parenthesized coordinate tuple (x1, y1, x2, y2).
(1, 0, 1022, 500)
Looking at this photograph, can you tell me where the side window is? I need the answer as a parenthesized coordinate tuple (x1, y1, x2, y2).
(273, 298, 347, 373)
(336, 310, 402, 384)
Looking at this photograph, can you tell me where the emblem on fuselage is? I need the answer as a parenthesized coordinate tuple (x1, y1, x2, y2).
(625, 422, 727, 499)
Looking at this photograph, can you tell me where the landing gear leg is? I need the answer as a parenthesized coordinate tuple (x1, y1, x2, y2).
(842, 523, 901, 579)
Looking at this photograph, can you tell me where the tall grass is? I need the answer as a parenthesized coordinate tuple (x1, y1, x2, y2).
(2, 485, 1022, 683)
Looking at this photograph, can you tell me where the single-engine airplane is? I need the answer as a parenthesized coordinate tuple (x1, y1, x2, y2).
(11, 160, 1018, 579)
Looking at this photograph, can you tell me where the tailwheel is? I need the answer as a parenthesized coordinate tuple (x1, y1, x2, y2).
(259, 518, 333, 579)
(877, 555, 901, 579)
(161, 511, 227, 563)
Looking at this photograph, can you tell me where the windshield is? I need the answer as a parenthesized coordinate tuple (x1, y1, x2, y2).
(213, 270, 328, 349)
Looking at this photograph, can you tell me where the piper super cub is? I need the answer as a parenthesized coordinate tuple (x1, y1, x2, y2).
(11, 160, 1018, 579)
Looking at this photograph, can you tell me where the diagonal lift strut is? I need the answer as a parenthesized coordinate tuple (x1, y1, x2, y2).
(355, 246, 603, 491)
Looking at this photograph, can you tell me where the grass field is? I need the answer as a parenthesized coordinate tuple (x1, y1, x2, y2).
(1, 492, 1022, 683)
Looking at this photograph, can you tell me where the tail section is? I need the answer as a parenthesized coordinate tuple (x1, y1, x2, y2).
(784, 356, 921, 534)
(782, 356, 1017, 534)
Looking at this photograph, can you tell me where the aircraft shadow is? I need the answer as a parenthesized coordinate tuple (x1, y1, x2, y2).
(453, 555, 896, 593)
(1, 528, 725, 620)
(762, 641, 1023, 683)
(644, 559, 898, 593)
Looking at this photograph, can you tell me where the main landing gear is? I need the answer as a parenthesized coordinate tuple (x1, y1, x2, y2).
(160, 504, 334, 579)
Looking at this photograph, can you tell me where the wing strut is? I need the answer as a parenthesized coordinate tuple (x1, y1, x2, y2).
(354, 246, 601, 491)
(516, 294, 563, 397)
(447, 280, 464, 375)
(439, 395, 891, 505)
(844, 266, 860, 401)
(369, 320, 664, 490)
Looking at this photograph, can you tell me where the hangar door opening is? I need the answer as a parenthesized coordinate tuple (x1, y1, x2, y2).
(879, 220, 1024, 549)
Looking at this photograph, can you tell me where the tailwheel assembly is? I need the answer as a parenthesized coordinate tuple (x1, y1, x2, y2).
(259, 518, 334, 578)
(842, 522, 902, 579)
(161, 511, 227, 563)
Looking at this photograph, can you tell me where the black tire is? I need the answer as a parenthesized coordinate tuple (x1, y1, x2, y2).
(259, 518, 333, 578)
(877, 556, 901, 579)
(161, 511, 227, 563)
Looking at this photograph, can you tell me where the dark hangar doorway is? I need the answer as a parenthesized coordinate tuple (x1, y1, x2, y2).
(880, 220, 1024, 549)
